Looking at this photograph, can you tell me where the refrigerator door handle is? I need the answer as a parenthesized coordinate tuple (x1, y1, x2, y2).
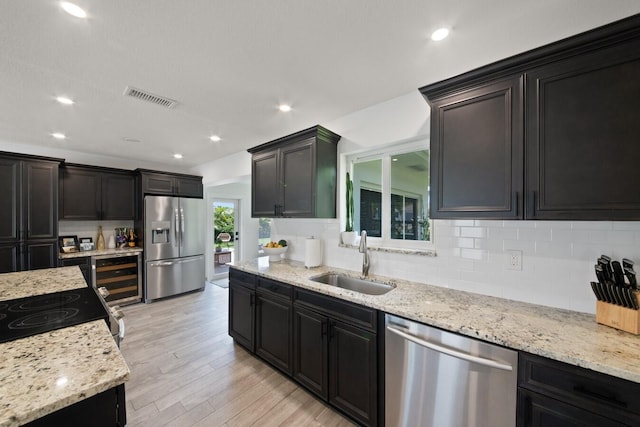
(174, 208, 180, 248)
(180, 207, 185, 248)
(150, 261, 175, 267)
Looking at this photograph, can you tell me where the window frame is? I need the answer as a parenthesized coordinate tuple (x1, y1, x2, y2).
(344, 138, 434, 251)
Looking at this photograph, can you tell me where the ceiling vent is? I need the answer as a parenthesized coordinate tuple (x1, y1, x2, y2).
(123, 86, 177, 109)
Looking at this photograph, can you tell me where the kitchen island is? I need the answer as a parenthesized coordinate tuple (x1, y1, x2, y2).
(231, 258, 640, 384)
(0, 267, 130, 427)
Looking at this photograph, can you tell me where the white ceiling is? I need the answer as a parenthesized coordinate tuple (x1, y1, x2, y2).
(1, 1, 639, 169)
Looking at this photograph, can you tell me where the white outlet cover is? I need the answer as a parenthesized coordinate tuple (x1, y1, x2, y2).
(505, 250, 523, 271)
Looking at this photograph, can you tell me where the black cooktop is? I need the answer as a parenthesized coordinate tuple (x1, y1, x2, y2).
(0, 287, 108, 344)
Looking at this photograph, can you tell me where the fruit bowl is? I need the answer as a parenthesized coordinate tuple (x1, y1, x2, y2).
(262, 246, 287, 262)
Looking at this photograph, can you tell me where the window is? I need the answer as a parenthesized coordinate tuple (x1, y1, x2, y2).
(348, 140, 431, 249)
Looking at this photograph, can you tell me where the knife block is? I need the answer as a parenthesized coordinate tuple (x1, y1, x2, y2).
(596, 297, 640, 335)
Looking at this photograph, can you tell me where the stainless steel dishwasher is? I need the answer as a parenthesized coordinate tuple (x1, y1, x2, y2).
(385, 314, 518, 427)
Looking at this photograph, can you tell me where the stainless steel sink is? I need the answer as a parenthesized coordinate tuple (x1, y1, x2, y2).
(310, 273, 394, 295)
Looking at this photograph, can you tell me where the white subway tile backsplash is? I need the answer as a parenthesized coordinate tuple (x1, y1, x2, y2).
(571, 221, 614, 230)
(518, 228, 552, 242)
(460, 227, 486, 238)
(454, 237, 475, 249)
(295, 218, 640, 315)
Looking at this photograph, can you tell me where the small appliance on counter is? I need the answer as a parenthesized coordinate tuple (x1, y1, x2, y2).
(591, 255, 640, 334)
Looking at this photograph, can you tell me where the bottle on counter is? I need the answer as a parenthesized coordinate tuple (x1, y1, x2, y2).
(97, 226, 105, 250)
(128, 228, 136, 247)
(107, 234, 116, 249)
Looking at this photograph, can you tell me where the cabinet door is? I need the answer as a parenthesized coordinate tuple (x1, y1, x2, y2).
(526, 39, 640, 219)
(24, 241, 57, 270)
(24, 161, 58, 239)
(255, 291, 292, 375)
(141, 172, 174, 195)
(102, 172, 136, 220)
(430, 76, 523, 219)
(517, 389, 624, 427)
(329, 320, 377, 427)
(228, 282, 255, 352)
(293, 305, 328, 399)
(0, 243, 20, 273)
(0, 158, 21, 241)
(175, 176, 203, 198)
(252, 150, 280, 217)
(60, 166, 101, 220)
(281, 138, 315, 217)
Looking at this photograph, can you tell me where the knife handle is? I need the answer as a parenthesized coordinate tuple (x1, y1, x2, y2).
(622, 258, 635, 270)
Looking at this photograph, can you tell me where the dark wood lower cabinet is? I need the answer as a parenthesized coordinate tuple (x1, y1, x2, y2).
(228, 281, 254, 352)
(293, 305, 328, 399)
(518, 389, 624, 427)
(24, 241, 57, 271)
(517, 352, 640, 426)
(228, 268, 379, 427)
(24, 384, 126, 427)
(0, 241, 57, 273)
(255, 291, 292, 375)
(329, 319, 377, 427)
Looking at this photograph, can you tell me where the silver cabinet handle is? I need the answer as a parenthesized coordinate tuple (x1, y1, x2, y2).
(386, 324, 513, 371)
(180, 207, 185, 247)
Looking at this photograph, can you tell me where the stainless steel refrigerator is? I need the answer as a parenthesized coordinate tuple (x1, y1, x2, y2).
(144, 196, 205, 303)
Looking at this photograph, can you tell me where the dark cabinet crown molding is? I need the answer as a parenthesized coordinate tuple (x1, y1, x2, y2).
(247, 125, 340, 154)
(420, 13, 640, 100)
(0, 150, 64, 164)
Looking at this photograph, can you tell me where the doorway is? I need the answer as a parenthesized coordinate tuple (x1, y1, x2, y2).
(209, 198, 240, 280)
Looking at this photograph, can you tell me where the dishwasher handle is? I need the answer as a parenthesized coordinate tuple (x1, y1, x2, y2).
(386, 324, 514, 372)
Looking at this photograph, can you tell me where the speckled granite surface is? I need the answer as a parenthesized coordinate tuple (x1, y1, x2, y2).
(0, 267, 130, 427)
(0, 266, 88, 300)
(59, 246, 143, 259)
(232, 258, 640, 384)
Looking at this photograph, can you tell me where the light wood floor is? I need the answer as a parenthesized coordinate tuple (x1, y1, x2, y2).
(120, 283, 356, 427)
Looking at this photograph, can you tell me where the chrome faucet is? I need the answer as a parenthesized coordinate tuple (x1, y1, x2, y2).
(359, 230, 370, 278)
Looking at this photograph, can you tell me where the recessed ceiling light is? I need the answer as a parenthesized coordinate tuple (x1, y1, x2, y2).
(56, 96, 74, 105)
(279, 104, 292, 112)
(60, 2, 87, 18)
(173, 153, 183, 159)
(52, 133, 66, 140)
(210, 135, 221, 142)
(392, 158, 398, 162)
(431, 28, 450, 41)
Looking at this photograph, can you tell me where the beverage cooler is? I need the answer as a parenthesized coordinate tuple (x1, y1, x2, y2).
(91, 252, 142, 305)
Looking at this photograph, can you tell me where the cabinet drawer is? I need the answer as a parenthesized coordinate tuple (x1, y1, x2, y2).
(59, 256, 91, 267)
(519, 352, 640, 419)
(294, 288, 377, 332)
(257, 277, 292, 300)
(229, 268, 256, 289)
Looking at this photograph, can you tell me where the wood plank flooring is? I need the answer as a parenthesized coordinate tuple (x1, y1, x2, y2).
(120, 283, 355, 427)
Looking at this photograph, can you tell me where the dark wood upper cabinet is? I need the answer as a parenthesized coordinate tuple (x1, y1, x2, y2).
(60, 165, 135, 220)
(428, 76, 523, 219)
(421, 14, 640, 220)
(526, 37, 640, 220)
(0, 152, 61, 273)
(248, 125, 340, 218)
(138, 170, 203, 198)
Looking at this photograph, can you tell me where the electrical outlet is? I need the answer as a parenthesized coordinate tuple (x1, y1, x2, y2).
(505, 250, 522, 270)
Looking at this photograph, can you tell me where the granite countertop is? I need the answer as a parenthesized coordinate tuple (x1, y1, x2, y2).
(59, 246, 143, 259)
(0, 267, 130, 427)
(232, 258, 640, 384)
